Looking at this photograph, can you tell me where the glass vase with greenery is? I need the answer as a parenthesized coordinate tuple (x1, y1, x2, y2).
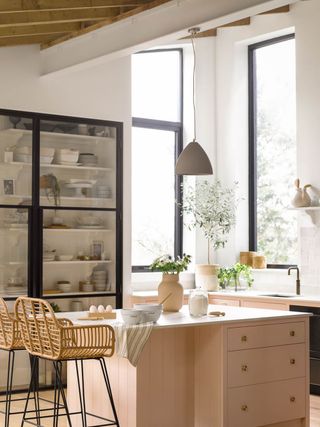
(218, 263, 253, 290)
(180, 180, 237, 264)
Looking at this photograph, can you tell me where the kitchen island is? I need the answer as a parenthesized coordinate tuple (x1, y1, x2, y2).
(64, 306, 310, 427)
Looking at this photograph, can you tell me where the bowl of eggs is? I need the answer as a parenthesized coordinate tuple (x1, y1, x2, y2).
(88, 304, 116, 319)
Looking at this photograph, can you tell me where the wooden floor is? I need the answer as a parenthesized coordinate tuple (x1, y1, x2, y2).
(1, 391, 320, 426)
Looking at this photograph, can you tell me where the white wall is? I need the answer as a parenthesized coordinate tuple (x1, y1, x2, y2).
(0, 44, 132, 305)
(215, 0, 320, 293)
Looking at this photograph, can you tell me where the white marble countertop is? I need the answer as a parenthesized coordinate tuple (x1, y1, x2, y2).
(57, 305, 310, 330)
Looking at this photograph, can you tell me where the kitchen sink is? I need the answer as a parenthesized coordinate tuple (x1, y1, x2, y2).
(260, 293, 298, 298)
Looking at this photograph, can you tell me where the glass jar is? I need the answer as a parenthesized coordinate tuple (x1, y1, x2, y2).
(188, 288, 208, 317)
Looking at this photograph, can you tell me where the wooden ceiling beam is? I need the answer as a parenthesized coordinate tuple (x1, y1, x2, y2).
(0, 7, 129, 27)
(0, 34, 66, 47)
(41, 0, 172, 49)
(259, 5, 290, 14)
(182, 17, 251, 39)
(0, 22, 81, 38)
(0, 1, 149, 13)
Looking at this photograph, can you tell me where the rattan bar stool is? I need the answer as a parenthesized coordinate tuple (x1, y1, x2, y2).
(15, 296, 120, 427)
(0, 297, 26, 427)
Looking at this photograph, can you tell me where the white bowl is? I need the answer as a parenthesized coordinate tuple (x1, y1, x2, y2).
(40, 147, 55, 157)
(58, 282, 72, 292)
(57, 255, 73, 261)
(82, 284, 94, 292)
(14, 153, 32, 163)
(15, 146, 31, 154)
(120, 309, 143, 325)
(133, 304, 163, 323)
(55, 150, 79, 164)
(40, 155, 54, 164)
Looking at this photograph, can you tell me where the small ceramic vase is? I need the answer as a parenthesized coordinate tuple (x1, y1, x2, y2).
(158, 273, 183, 312)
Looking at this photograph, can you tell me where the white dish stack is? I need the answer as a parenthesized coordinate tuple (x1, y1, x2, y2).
(92, 269, 108, 291)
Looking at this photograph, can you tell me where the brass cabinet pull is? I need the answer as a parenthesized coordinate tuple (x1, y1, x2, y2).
(290, 358, 296, 365)
(241, 335, 247, 342)
(290, 396, 296, 403)
(241, 364, 248, 372)
(241, 404, 248, 412)
(290, 330, 295, 337)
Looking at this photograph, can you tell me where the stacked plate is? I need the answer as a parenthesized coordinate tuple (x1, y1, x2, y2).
(92, 270, 108, 291)
(14, 146, 55, 164)
(96, 185, 112, 199)
(79, 153, 98, 167)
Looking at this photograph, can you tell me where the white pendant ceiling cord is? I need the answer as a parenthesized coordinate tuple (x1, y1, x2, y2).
(176, 27, 213, 176)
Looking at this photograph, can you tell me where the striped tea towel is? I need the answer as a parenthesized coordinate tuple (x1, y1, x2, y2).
(115, 322, 154, 367)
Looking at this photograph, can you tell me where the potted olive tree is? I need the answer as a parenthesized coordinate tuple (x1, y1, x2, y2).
(180, 180, 236, 291)
(150, 254, 191, 312)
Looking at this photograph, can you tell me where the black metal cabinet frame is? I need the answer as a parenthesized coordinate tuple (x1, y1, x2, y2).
(0, 108, 123, 308)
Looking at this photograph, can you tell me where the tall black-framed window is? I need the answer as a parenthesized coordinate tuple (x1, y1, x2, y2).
(131, 48, 183, 272)
(248, 34, 297, 267)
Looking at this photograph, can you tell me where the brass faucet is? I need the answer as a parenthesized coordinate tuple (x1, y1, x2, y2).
(288, 266, 301, 295)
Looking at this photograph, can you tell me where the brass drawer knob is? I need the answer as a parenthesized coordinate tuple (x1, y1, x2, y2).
(290, 330, 295, 337)
(241, 335, 247, 342)
(241, 364, 248, 372)
(241, 404, 248, 412)
(290, 396, 296, 403)
(290, 358, 296, 365)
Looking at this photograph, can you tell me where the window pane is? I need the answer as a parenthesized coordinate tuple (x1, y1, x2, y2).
(132, 127, 175, 266)
(255, 38, 297, 264)
(132, 51, 181, 121)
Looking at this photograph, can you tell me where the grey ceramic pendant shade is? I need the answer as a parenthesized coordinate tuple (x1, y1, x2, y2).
(175, 27, 213, 176)
(175, 140, 213, 175)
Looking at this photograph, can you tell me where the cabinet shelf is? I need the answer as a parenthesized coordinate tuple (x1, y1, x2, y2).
(0, 161, 113, 172)
(0, 128, 115, 144)
(43, 291, 116, 300)
(43, 260, 112, 265)
(289, 206, 320, 225)
(44, 228, 112, 233)
(2, 195, 113, 203)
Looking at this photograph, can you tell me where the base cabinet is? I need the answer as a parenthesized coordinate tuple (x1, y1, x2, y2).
(67, 316, 309, 427)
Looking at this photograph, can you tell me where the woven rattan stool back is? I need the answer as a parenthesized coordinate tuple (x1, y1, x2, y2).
(0, 298, 23, 350)
(15, 297, 61, 359)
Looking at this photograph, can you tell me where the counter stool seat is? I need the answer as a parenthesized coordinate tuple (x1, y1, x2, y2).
(15, 296, 119, 427)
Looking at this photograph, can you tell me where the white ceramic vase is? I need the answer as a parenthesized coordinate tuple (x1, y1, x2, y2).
(195, 264, 220, 291)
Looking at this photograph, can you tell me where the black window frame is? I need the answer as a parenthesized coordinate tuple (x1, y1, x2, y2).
(248, 33, 297, 269)
(131, 48, 183, 272)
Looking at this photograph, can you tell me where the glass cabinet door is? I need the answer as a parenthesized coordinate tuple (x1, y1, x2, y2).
(42, 208, 116, 312)
(0, 208, 28, 298)
(39, 119, 116, 209)
(0, 114, 33, 205)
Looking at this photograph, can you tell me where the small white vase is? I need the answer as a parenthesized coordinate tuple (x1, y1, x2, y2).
(195, 264, 220, 291)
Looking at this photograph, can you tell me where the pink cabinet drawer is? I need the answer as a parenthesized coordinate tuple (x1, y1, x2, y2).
(228, 321, 305, 351)
(227, 377, 306, 427)
(228, 343, 306, 387)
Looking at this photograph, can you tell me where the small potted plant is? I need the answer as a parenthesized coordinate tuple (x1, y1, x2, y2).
(150, 254, 191, 312)
(218, 263, 253, 291)
(40, 174, 60, 207)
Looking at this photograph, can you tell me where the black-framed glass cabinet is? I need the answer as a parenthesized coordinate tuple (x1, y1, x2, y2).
(0, 108, 123, 392)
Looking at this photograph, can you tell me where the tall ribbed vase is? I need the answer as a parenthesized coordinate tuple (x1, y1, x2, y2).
(158, 273, 183, 312)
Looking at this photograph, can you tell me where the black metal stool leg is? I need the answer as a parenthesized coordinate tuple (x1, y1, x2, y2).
(75, 360, 86, 427)
(4, 349, 15, 427)
(53, 361, 72, 427)
(99, 358, 120, 427)
(21, 356, 38, 427)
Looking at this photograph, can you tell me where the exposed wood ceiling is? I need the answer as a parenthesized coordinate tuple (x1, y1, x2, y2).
(0, 2, 291, 49)
(0, 0, 171, 48)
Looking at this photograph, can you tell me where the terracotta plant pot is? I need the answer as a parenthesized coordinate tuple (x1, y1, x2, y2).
(158, 273, 183, 312)
(195, 264, 220, 291)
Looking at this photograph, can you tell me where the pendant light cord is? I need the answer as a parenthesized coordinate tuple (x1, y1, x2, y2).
(191, 30, 197, 142)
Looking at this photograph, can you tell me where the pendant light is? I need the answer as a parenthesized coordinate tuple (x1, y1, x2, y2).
(176, 27, 213, 175)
